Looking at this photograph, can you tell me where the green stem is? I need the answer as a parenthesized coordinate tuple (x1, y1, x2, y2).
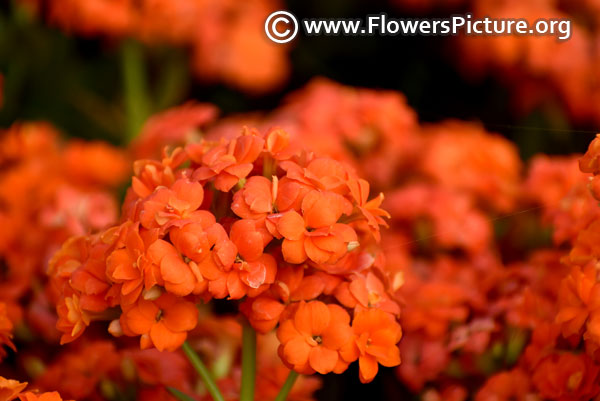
(240, 322, 257, 401)
(182, 341, 225, 401)
(121, 39, 151, 143)
(167, 387, 196, 401)
(273, 371, 299, 401)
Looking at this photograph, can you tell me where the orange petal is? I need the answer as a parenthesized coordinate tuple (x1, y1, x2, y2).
(309, 346, 338, 374)
(358, 355, 379, 383)
(150, 321, 187, 352)
(294, 301, 330, 336)
(162, 301, 199, 332)
(277, 211, 305, 240)
(283, 337, 311, 366)
(124, 301, 158, 335)
(282, 238, 307, 264)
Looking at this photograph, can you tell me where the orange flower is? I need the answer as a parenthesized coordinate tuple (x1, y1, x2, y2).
(140, 178, 206, 233)
(556, 263, 600, 339)
(420, 121, 521, 212)
(352, 308, 402, 383)
(241, 295, 286, 334)
(580, 134, 600, 175)
(397, 335, 449, 392)
(276, 190, 357, 264)
(34, 341, 120, 400)
(0, 377, 27, 401)
(192, 131, 265, 191)
(277, 301, 355, 374)
(401, 281, 469, 339)
(146, 239, 204, 297)
(130, 147, 187, 200)
(18, 392, 73, 401)
(55, 292, 90, 345)
(121, 293, 198, 351)
(569, 220, 600, 265)
(475, 369, 533, 401)
(131, 101, 218, 159)
(125, 348, 192, 392)
(334, 272, 400, 316)
(204, 219, 276, 299)
(63, 139, 129, 187)
(106, 223, 160, 305)
(532, 352, 600, 400)
(231, 175, 276, 220)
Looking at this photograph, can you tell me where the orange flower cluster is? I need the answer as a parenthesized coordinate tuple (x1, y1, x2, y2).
(20, 0, 290, 93)
(49, 124, 401, 383)
(194, 79, 600, 400)
(7, 78, 600, 400)
(0, 122, 128, 350)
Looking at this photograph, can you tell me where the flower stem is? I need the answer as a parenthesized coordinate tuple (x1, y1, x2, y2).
(240, 321, 257, 401)
(273, 370, 299, 401)
(181, 341, 226, 401)
(167, 387, 196, 401)
(121, 38, 151, 143)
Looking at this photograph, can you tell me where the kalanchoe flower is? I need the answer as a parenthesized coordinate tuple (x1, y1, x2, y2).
(50, 125, 397, 385)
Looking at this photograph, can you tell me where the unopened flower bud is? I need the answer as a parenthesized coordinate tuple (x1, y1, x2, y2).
(143, 286, 163, 300)
(347, 241, 360, 252)
(108, 319, 123, 337)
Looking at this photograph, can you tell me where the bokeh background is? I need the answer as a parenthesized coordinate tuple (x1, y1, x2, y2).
(1, 0, 595, 157)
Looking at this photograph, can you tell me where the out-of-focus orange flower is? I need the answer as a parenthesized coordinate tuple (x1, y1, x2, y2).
(121, 293, 198, 351)
(475, 368, 534, 401)
(28, 0, 290, 93)
(125, 348, 193, 394)
(269, 78, 420, 189)
(396, 335, 450, 392)
(190, 0, 291, 93)
(532, 352, 600, 400)
(420, 120, 522, 212)
(402, 281, 470, 339)
(63, 139, 130, 187)
(132, 101, 218, 159)
(384, 184, 492, 254)
(35, 340, 120, 400)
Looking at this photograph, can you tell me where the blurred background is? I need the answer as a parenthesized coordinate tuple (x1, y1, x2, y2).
(1, 0, 596, 159)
